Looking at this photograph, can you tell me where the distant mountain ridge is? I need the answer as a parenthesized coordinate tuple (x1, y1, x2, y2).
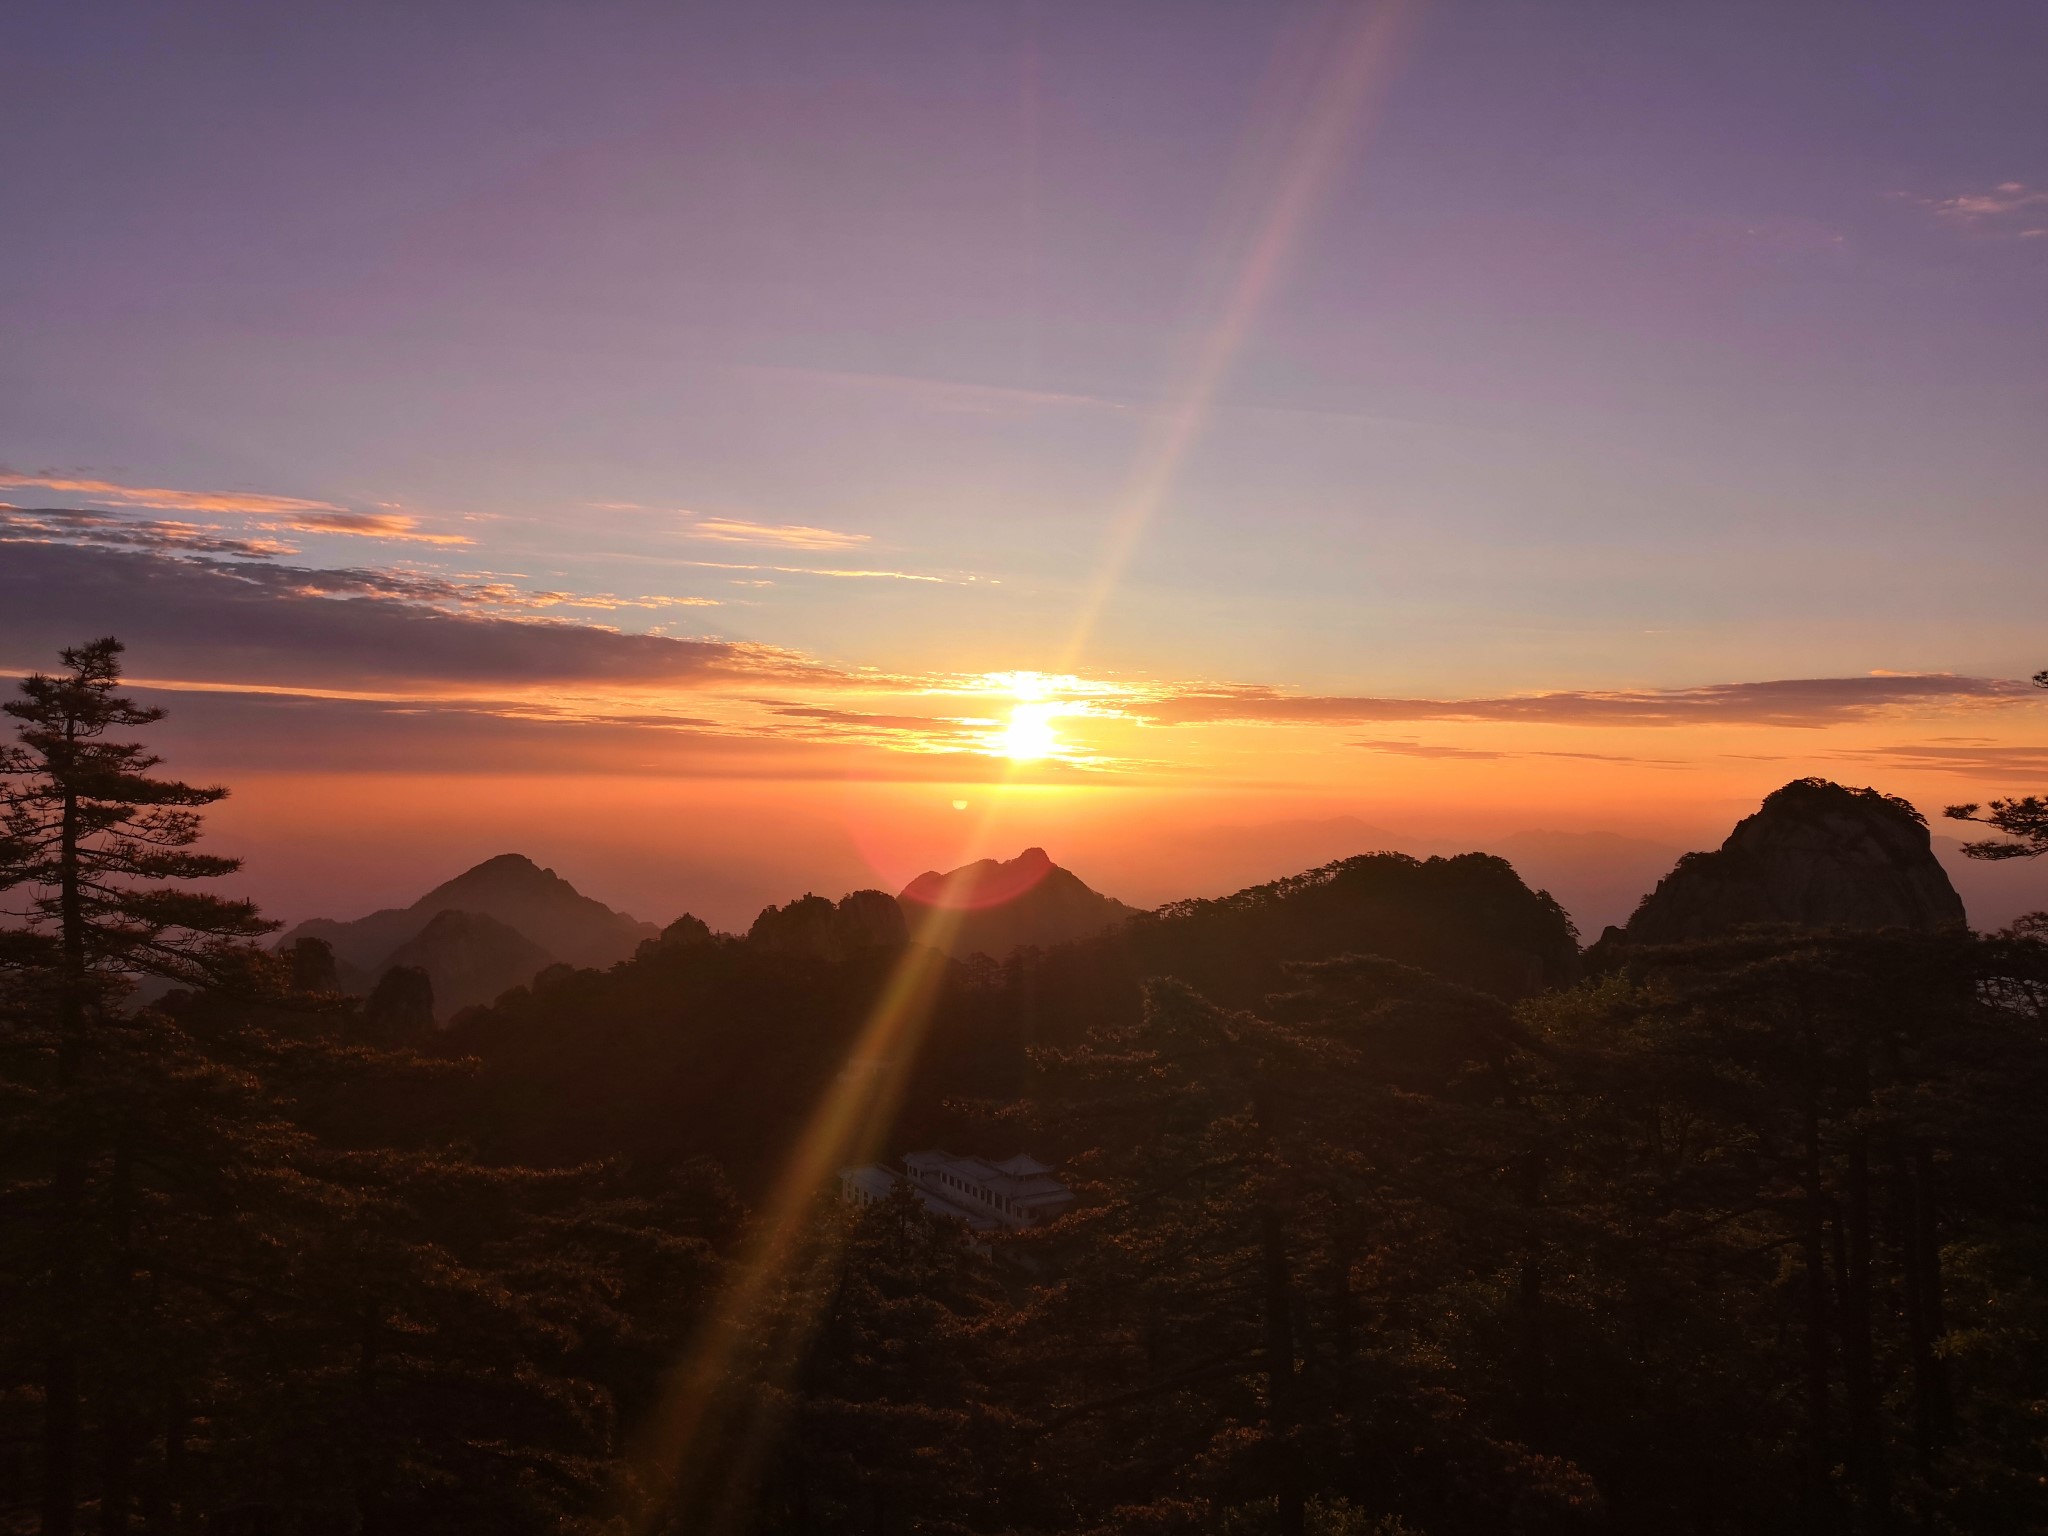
(277, 853, 657, 1016)
(381, 909, 556, 1017)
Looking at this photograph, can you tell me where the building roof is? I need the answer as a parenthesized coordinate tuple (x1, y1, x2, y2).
(902, 1148, 1073, 1220)
(838, 1165, 898, 1203)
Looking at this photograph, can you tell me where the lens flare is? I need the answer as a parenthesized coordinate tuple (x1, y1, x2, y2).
(1058, 0, 1416, 671)
(611, 7, 1421, 1527)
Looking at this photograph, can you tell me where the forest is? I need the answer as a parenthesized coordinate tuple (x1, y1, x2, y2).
(6, 639, 2048, 1536)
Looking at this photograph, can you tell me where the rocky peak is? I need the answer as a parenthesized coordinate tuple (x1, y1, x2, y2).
(1618, 778, 1966, 945)
(900, 846, 1061, 908)
(899, 848, 1135, 960)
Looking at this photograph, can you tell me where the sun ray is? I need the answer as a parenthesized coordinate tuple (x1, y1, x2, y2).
(1058, 0, 1418, 671)
(609, 10, 1422, 1523)
(613, 778, 1023, 1531)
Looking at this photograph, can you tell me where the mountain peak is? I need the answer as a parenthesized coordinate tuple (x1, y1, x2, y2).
(468, 852, 546, 874)
(899, 848, 1134, 959)
(275, 853, 658, 989)
(1618, 777, 1965, 944)
(902, 846, 1063, 910)
(424, 853, 572, 903)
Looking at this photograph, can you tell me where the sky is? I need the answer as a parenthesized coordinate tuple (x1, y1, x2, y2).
(4, 0, 2046, 932)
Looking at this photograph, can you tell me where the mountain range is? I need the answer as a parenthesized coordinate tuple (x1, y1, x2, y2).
(278, 778, 2035, 1024)
(276, 853, 657, 1015)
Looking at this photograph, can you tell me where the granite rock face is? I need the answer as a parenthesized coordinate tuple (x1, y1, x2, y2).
(1620, 779, 1966, 944)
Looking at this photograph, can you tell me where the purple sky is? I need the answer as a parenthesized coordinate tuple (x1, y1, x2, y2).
(7, 2, 2045, 684)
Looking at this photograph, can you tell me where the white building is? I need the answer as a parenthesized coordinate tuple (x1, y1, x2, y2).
(839, 1149, 1072, 1233)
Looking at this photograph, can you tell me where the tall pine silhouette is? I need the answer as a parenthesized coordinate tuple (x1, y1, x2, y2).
(0, 638, 273, 1534)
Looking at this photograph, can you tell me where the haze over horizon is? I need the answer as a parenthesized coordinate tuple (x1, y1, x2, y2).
(6, 1, 2045, 925)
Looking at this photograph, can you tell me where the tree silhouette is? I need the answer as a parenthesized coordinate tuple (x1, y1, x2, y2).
(1945, 668, 2048, 861)
(0, 638, 274, 1535)
(1021, 962, 1594, 1536)
(360, 963, 435, 1043)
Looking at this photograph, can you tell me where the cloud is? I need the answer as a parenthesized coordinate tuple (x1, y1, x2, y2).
(686, 516, 870, 551)
(1932, 183, 2048, 218)
(670, 557, 946, 583)
(0, 540, 829, 693)
(0, 470, 343, 516)
(1, 473, 474, 544)
(3, 508, 713, 615)
(1140, 674, 2037, 729)
(277, 510, 472, 545)
(1, 504, 299, 558)
(128, 690, 865, 777)
(745, 364, 1132, 418)
(1355, 739, 1681, 766)
(1909, 181, 2048, 237)
(1356, 739, 1505, 760)
(110, 687, 1101, 783)
(8, 533, 2034, 789)
(1838, 743, 2048, 779)
(747, 701, 988, 752)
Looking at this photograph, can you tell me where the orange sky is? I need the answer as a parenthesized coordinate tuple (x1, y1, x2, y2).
(178, 663, 2048, 935)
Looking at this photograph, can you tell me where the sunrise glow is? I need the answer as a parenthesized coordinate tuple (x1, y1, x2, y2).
(1000, 702, 1062, 762)
(8, 6, 2048, 1532)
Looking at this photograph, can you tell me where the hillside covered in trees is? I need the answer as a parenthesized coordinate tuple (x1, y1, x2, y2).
(6, 641, 2048, 1535)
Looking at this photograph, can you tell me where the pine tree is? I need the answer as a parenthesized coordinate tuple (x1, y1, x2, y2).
(735, 1184, 1009, 1535)
(0, 638, 274, 1535)
(1021, 963, 1595, 1536)
(1945, 668, 2048, 862)
(1541, 928, 2048, 1534)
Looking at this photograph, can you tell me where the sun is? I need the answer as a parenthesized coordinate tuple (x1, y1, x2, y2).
(1002, 702, 1061, 762)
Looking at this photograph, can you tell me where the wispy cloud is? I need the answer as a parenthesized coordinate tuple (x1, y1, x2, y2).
(0, 505, 299, 559)
(1356, 739, 1505, 760)
(9, 528, 2037, 786)
(1837, 742, 2048, 779)
(1907, 181, 2048, 237)
(745, 364, 1132, 418)
(0, 539, 833, 693)
(1356, 739, 1681, 766)
(686, 516, 870, 551)
(747, 701, 989, 753)
(0, 470, 343, 515)
(0, 473, 475, 543)
(281, 510, 473, 545)
(255, 564, 719, 615)
(0, 508, 706, 613)
(669, 557, 946, 583)
(1139, 674, 2037, 729)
